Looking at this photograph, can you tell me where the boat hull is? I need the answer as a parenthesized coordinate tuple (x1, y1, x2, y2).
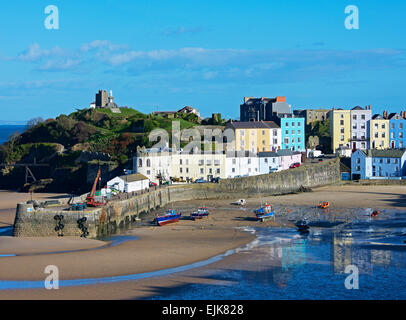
(156, 213, 182, 226)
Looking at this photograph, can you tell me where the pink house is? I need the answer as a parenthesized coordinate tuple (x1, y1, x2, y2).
(278, 150, 302, 170)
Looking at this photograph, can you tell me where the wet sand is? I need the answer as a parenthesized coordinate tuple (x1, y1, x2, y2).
(0, 184, 405, 299)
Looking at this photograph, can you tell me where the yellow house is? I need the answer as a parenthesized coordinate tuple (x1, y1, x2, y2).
(226, 121, 281, 153)
(370, 115, 389, 149)
(329, 109, 351, 152)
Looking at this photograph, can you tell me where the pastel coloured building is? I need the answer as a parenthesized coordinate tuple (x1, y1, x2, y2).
(226, 121, 281, 153)
(370, 114, 389, 149)
(277, 149, 302, 171)
(351, 149, 406, 180)
(276, 115, 305, 151)
(350, 106, 372, 150)
(388, 113, 406, 149)
(329, 109, 351, 153)
(258, 152, 280, 174)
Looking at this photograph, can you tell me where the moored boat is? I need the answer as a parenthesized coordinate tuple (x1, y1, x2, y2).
(317, 201, 330, 209)
(156, 209, 181, 226)
(253, 204, 275, 222)
(295, 219, 310, 232)
(190, 207, 210, 220)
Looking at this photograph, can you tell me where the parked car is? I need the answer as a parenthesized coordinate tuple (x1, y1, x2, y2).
(194, 178, 208, 183)
(269, 168, 278, 173)
(289, 162, 301, 169)
(318, 158, 324, 162)
(149, 182, 158, 187)
(211, 177, 220, 183)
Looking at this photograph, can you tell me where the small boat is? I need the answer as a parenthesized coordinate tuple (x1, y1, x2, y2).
(317, 201, 330, 209)
(156, 209, 182, 226)
(190, 207, 210, 220)
(295, 219, 310, 232)
(253, 204, 275, 222)
(232, 199, 246, 206)
(371, 210, 380, 218)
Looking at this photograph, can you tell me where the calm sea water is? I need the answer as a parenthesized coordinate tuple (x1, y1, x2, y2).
(0, 125, 26, 145)
(1, 208, 406, 299)
(146, 210, 406, 300)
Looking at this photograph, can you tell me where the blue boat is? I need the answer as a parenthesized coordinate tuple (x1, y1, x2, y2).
(156, 209, 182, 226)
(253, 204, 275, 222)
(190, 207, 210, 220)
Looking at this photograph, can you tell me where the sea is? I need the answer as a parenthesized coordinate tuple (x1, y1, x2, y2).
(1, 207, 406, 299)
(0, 125, 26, 145)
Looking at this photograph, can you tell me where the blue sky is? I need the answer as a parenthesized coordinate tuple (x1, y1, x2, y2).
(0, 0, 405, 121)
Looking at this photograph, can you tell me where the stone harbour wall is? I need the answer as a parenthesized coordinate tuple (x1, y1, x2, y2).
(13, 159, 340, 238)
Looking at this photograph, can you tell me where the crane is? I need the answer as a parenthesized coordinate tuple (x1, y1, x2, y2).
(86, 168, 104, 207)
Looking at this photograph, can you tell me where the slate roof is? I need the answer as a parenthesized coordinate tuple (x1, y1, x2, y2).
(227, 121, 280, 129)
(360, 149, 406, 158)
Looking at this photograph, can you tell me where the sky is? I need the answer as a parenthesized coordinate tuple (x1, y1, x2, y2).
(0, 0, 405, 121)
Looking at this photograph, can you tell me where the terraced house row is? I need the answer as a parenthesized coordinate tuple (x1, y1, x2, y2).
(330, 106, 406, 153)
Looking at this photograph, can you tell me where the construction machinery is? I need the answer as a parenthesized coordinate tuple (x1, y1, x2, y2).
(86, 169, 104, 207)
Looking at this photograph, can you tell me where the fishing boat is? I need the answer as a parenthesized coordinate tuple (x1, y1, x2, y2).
(295, 219, 310, 232)
(190, 207, 210, 220)
(371, 210, 380, 218)
(253, 204, 275, 222)
(317, 201, 330, 209)
(156, 209, 182, 226)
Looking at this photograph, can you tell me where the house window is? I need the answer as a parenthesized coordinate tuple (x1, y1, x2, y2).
(356, 166, 361, 171)
(353, 115, 357, 120)
(292, 130, 295, 135)
(265, 158, 268, 163)
(262, 140, 265, 145)
(286, 122, 289, 127)
(241, 130, 245, 136)
(341, 128, 345, 134)
(180, 159, 183, 165)
(216, 169, 220, 174)
(382, 133, 385, 138)
(180, 168, 183, 173)
(200, 168, 204, 174)
(248, 159, 251, 164)
(209, 168, 212, 174)
(391, 123, 395, 129)
(298, 122, 301, 127)
(356, 158, 360, 164)
(400, 123, 403, 129)
(361, 115, 365, 120)
(374, 123, 378, 129)
(232, 159, 236, 165)
(147, 159, 151, 167)
(292, 122, 295, 127)
(340, 120, 344, 125)
(382, 124, 385, 129)
(341, 135, 345, 141)
(285, 130, 289, 135)
(186, 168, 189, 173)
(232, 168, 235, 173)
(262, 130, 265, 135)
(138, 159, 142, 167)
(387, 158, 391, 164)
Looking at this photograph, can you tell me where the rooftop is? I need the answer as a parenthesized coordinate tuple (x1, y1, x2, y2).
(118, 173, 149, 182)
(360, 149, 406, 158)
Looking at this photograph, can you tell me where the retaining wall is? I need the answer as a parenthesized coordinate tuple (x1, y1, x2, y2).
(13, 158, 340, 238)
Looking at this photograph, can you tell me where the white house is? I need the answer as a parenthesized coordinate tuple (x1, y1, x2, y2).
(107, 174, 149, 193)
(258, 152, 280, 174)
(226, 151, 260, 178)
(133, 148, 172, 183)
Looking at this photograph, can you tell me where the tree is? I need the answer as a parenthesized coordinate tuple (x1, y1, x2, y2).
(27, 117, 44, 129)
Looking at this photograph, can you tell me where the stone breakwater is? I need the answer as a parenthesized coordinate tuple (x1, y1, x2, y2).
(13, 158, 341, 238)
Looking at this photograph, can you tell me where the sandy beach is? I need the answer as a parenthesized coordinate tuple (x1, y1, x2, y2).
(0, 184, 405, 299)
